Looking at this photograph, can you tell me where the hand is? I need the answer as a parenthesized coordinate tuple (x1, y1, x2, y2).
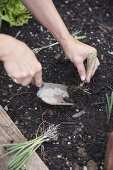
(1, 36, 42, 87)
(62, 36, 100, 83)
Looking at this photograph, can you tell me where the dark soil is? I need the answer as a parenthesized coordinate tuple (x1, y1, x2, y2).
(0, 0, 113, 169)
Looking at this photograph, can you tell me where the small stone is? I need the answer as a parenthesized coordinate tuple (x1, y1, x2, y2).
(55, 54, 62, 60)
(78, 148, 87, 157)
(77, 127, 82, 132)
(72, 162, 80, 170)
(90, 19, 94, 23)
(4, 105, 8, 111)
(55, 142, 59, 144)
(86, 160, 98, 170)
(108, 51, 113, 55)
(26, 116, 31, 120)
(57, 155, 62, 158)
(15, 120, 18, 125)
(97, 39, 100, 42)
(72, 110, 86, 118)
(88, 136, 91, 139)
(21, 165, 26, 170)
(102, 75, 106, 78)
(68, 141, 71, 145)
(66, 161, 70, 166)
(79, 134, 82, 138)
(40, 26, 44, 32)
(88, 7, 92, 12)
(83, 166, 87, 170)
(8, 84, 13, 88)
(65, 0, 69, 3)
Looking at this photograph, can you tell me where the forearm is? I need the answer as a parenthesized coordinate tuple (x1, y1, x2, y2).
(0, 34, 8, 59)
(21, 0, 71, 45)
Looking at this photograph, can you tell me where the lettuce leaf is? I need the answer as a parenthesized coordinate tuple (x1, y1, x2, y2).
(0, 0, 32, 26)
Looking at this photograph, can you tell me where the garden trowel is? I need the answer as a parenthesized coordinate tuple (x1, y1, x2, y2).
(37, 82, 74, 105)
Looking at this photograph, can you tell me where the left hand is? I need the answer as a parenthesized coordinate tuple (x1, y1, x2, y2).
(1, 35, 42, 87)
(61, 35, 100, 83)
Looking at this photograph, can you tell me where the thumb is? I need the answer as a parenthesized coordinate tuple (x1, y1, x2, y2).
(34, 71, 42, 87)
(76, 62, 86, 81)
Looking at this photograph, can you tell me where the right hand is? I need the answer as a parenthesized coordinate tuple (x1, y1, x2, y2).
(61, 36, 100, 83)
(1, 35, 42, 87)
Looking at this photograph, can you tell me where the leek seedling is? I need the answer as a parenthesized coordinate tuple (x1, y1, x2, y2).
(72, 30, 86, 40)
(86, 53, 97, 74)
(0, 124, 59, 170)
(106, 92, 113, 123)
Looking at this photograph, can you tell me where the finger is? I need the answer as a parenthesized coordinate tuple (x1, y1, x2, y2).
(12, 77, 23, 84)
(34, 71, 42, 87)
(31, 78, 35, 85)
(12, 78, 20, 84)
(86, 59, 96, 83)
(76, 62, 86, 81)
(21, 77, 33, 86)
(12, 75, 31, 86)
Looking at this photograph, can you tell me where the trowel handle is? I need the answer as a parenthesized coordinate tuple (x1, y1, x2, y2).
(104, 132, 113, 170)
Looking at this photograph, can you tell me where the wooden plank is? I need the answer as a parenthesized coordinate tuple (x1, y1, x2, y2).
(104, 132, 113, 170)
(0, 105, 49, 170)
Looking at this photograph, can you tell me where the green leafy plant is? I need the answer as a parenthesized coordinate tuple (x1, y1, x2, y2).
(0, 0, 32, 27)
(106, 92, 113, 123)
(0, 125, 59, 170)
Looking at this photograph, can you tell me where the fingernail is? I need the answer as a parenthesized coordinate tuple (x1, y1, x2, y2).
(81, 75, 86, 81)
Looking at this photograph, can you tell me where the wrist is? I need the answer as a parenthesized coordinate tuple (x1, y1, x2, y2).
(60, 35, 80, 62)
(60, 35, 75, 53)
(58, 33, 71, 46)
(0, 34, 18, 61)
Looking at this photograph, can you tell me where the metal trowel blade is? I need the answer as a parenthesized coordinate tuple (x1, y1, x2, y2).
(37, 83, 74, 105)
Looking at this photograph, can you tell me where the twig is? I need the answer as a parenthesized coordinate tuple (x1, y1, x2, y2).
(41, 144, 46, 162)
(91, 102, 105, 105)
(36, 110, 49, 162)
(8, 92, 35, 101)
(61, 122, 77, 125)
(33, 42, 58, 54)
(80, 88, 91, 94)
(71, 82, 91, 95)
(33, 30, 86, 54)
(51, 156, 73, 167)
(15, 30, 21, 38)
(36, 120, 48, 137)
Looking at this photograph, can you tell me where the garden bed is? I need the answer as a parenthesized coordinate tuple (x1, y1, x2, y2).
(0, 0, 113, 169)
